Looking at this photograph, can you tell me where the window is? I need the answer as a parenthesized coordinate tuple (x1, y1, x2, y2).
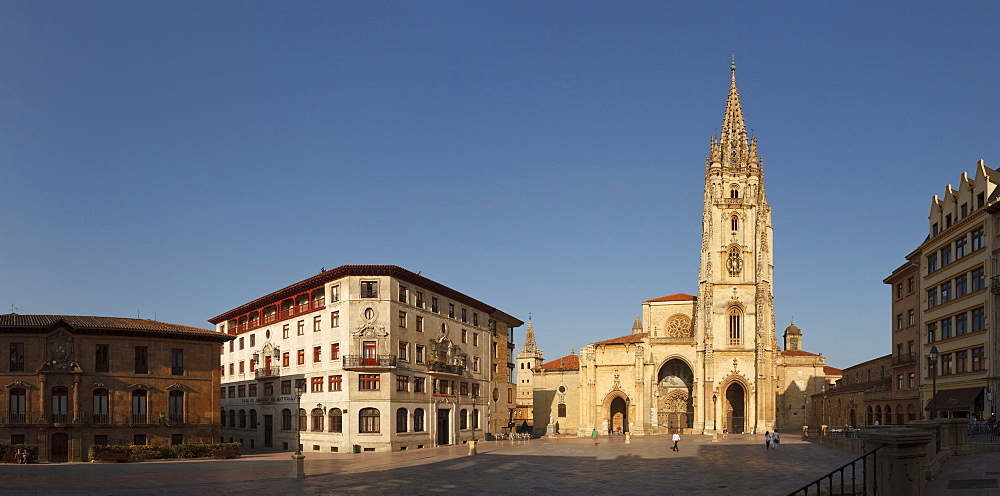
(169, 390, 184, 423)
(250, 334, 255, 347)
(396, 408, 408, 433)
(940, 317, 952, 340)
(972, 347, 985, 370)
(460, 382, 469, 396)
(330, 343, 340, 360)
(961, 203, 969, 218)
(473, 313, 479, 326)
(462, 329, 468, 343)
(297, 349, 305, 365)
(311, 377, 323, 393)
(281, 409, 292, 430)
(359, 374, 380, 391)
(956, 312, 968, 335)
(361, 281, 378, 298)
(730, 187, 739, 199)
(134, 434, 147, 446)
(250, 409, 257, 428)
(972, 307, 986, 331)
(932, 223, 939, 236)
(941, 246, 951, 266)
(398, 286, 408, 303)
(908, 277, 915, 293)
(95, 344, 109, 373)
(956, 274, 968, 298)
(94, 435, 108, 446)
(472, 383, 480, 398)
(896, 314, 903, 331)
(461, 308, 468, 323)
(298, 408, 307, 432)
(414, 377, 425, 393)
(249, 384, 257, 397)
(941, 353, 953, 375)
(228, 386, 236, 398)
(413, 408, 425, 432)
(416, 291, 424, 308)
(331, 311, 339, 327)
(282, 352, 290, 367)
(432, 297, 439, 313)
(331, 285, 340, 302)
(238, 385, 246, 397)
(956, 350, 968, 373)
(131, 389, 148, 424)
(360, 408, 380, 433)
(239, 361, 245, 374)
(908, 309, 915, 326)
(313, 316, 322, 332)
(229, 340, 234, 352)
(896, 375, 903, 390)
(728, 307, 742, 345)
(134, 347, 149, 374)
(281, 380, 292, 395)
(416, 316, 423, 332)
(8, 342, 27, 374)
(8, 388, 26, 423)
(329, 375, 342, 391)
(927, 322, 937, 343)
(927, 254, 938, 273)
(93, 389, 109, 424)
(956, 236, 967, 258)
(229, 363, 234, 375)
(927, 288, 937, 308)
(283, 324, 290, 339)
(972, 267, 986, 291)
(399, 311, 407, 328)
(398, 342, 408, 361)
(978, 192, 986, 209)
(239, 337, 244, 350)
(473, 357, 480, 372)
(297, 320, 304, 336)
(328, 408, 343, 432)
(972, 227, 985, 251)
(896, 283, 902, 299)
(941, 282, 952, 303)
(449, 304, 455, 319)
(169, 349, 184, 376)
(460, 409, 468, 429)
(313, 346, 322, 362)
(264, 382, 273, 396)
(908, 373, 915, 388)
(946, 213, 952, 228)
(731, 215, 739, 231)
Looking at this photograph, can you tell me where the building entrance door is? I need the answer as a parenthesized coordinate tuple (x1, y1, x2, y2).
(437, 409, 450, 445)
(610, 396, 628, 433)
(725, 383, 746, 434)
(264, 415, 273, 448)
(50, 432, 69, 463)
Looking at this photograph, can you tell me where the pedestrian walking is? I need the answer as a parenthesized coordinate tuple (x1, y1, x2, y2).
(592, 428, 599, 446)
(773, 430, 780, 450)
(764, 431, 772, 450)
(722, 428, 728, 439)
(671, 432, 680, 451)
(13, 449, 22, 464)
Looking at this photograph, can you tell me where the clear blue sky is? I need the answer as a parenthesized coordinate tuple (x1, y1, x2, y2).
(2, 2, 998, 370)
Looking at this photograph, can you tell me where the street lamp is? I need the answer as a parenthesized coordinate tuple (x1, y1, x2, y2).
(929, 346, 939, 420)
(821, 384, 827, 435)
(469, 390, 479, 456)
(802, 391, 808, 437)
(294, 384, 304, 456)
(712, 393, 718, 442)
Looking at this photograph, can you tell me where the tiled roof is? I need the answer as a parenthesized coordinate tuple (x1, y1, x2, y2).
(0, 314, 230, 341)
(594, 333, 648, 345)
(824, 365, 843, 376)
(645, 293, 696, 302)
(538, 354, 579, 371)
(781, 350, 819, 357)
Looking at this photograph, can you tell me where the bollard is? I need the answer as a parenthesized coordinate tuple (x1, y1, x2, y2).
(291, 453, 305, 478)
(468, 439, 477, 456)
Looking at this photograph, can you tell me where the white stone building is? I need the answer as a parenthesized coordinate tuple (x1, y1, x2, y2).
(212, 265, 522, 453)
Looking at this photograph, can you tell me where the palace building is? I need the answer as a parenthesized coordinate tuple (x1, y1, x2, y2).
(523, 64, 839, 437)
(0, 314, 231, 462)
(211, 265, 522, 453)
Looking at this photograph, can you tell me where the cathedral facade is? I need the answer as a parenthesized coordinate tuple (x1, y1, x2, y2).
(547, 65, 839, 437)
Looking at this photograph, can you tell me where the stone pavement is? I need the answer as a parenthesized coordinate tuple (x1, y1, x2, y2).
(926, 451, 1000, 496)
(0, 434, 956, 495)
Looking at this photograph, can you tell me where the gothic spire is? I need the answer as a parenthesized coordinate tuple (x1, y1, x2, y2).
(522, 314, 537, 354)
(709, 58, 758, 170)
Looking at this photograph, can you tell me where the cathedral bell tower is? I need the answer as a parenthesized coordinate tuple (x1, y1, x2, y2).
(696, 60, 777, 434)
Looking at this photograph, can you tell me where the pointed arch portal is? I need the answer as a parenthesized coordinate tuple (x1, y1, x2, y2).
(725, 382, 746, 434)
(657, 359, 694, 429)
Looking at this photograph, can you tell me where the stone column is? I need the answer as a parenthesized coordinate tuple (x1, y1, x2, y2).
(860, 427, 933, 496)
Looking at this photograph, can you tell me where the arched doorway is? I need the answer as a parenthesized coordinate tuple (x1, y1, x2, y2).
(657, 359, 694, 430)
(725, 383, 746, 434)
(610, 397, 628, 434)
(849, 409, 857, 428)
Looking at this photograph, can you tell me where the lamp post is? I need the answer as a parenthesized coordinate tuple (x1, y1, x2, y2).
(929, 346, 939, 420)
(294, 384, 304, 456)
(821, 384, 827, 436)
(986, 388, 995, 421)
(802, 391, 808, 437)
(712, 393, 718, 442)
(469, 391, 478, 456)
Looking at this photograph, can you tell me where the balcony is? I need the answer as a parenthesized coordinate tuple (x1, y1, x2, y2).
(255, 367, 281, 380)
(426, 361, 466, 376)
(342, 355, 397, 371)
(892, 352, 916, 366)
(1, 411, 204, 427)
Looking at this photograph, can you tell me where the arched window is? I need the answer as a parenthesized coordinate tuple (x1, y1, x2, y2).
(396, 408, 408, 433)
(281, 408, 292, 431)
(311, 408, 324, 432)
(472, 409, 479, 429)
(93, 389, 110, 424)
(239, 409, 247, 428)
(228, 409, 236, 428)
(131, 389, 148, 424)
(413, 408, 425, 432)
(328, 408, 343, 433)
(460, 409, 468, 430)
(169, 390, 184, 423)
(51, 386, 69, 423)
(9, 388, 26, 424)
(359, 408, 380, 433)
(728, 307, 742, 346)
(731, 214, 739, 231)
(249, 409, 258, 429)
(298, 408, 307, 432)
(730, 186, 739, 199)
(221, 408, 227, 427)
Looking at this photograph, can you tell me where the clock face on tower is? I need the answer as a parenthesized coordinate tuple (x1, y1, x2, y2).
(727, 250, 743, 276)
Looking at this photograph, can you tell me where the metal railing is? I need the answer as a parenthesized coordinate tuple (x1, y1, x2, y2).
(789, 445, 880, 495)
(789, 445, 881, 496)
(892, 352, 916, 366)
(969, 420, 1000, 443)
(255, 367, 280, 379)
(342, 355, 397, 368)
(0, 410, 205, 426)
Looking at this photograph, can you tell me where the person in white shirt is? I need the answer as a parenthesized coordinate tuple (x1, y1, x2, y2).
(671, 432, 680, 451)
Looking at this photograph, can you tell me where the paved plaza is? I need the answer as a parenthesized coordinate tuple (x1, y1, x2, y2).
(0, 435, 994, 495)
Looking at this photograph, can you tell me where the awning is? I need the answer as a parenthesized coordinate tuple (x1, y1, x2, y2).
(925, 387, 983, 411)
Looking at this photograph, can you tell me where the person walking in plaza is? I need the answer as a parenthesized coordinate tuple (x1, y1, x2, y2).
(772, 430, 780, 450)
(764, 431, 772, 450)
(592, 428, 599, 446)
(671, 431, 680, 452)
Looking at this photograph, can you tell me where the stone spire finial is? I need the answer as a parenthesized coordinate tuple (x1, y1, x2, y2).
(632, 316, 643, 333)
(523, 314, 537, 354)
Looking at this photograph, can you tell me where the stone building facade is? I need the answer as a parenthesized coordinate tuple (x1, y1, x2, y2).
(211, 265, 521, 453)
(812, 355, 894, 429)
(0, 314, 231, 462)
(884, 256, 923, 425)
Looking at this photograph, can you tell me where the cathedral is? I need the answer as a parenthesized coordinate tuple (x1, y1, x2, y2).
(518, 64, 840, 437)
